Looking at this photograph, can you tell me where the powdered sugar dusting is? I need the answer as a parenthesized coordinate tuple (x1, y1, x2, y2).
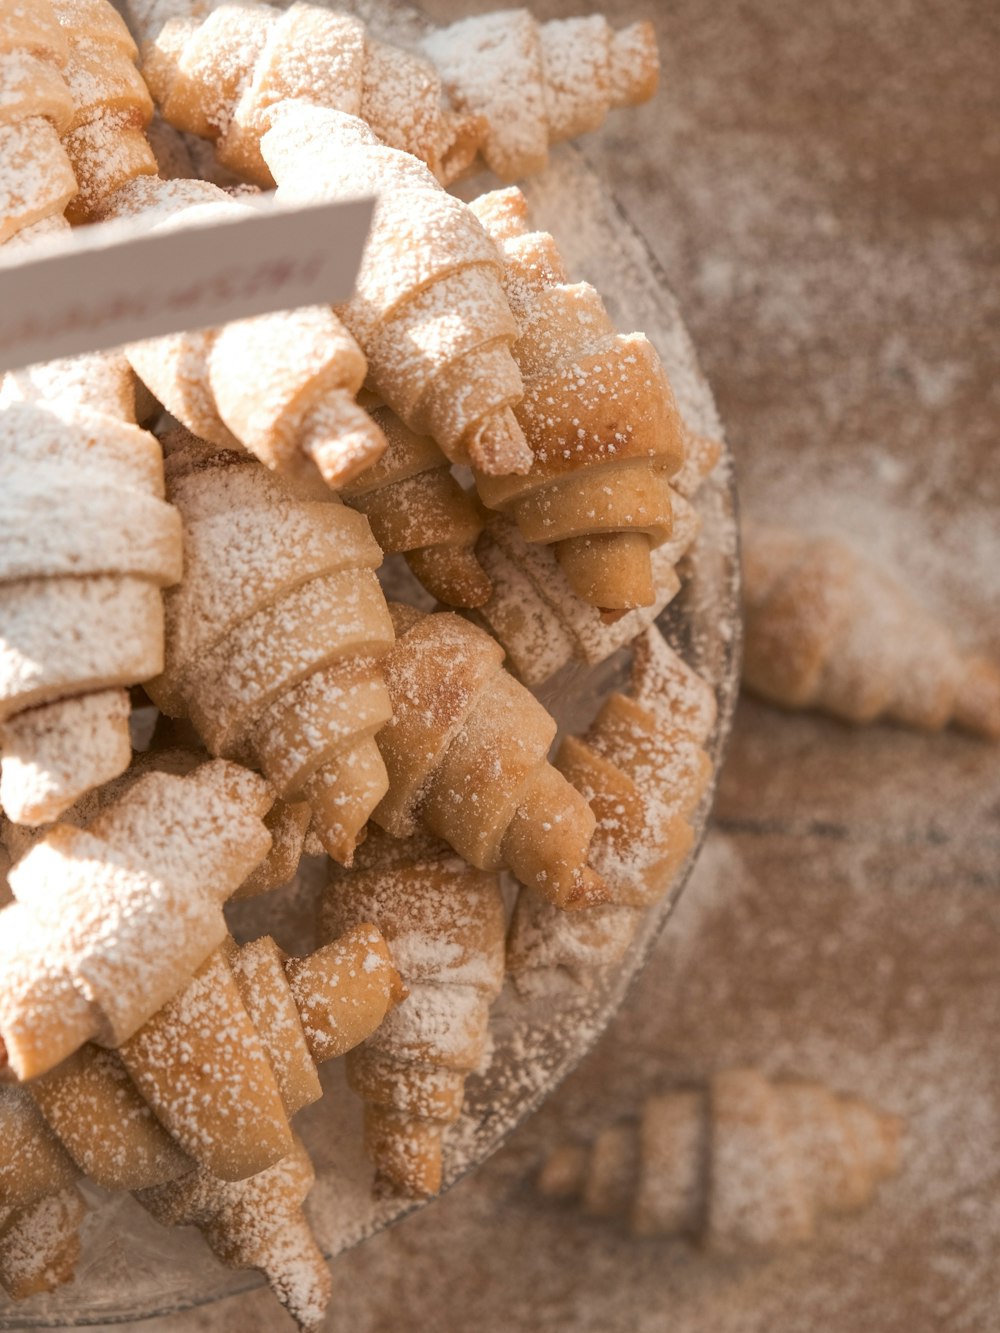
(0, 364, 182, 823)
(422, 10, 658, 181)
(468, 186, 686, 622)
(53, 0, 158, 222)
(259, 102, 531, 473)
(0, 760, 273, 1079)
(139, 2, 479, 185)
(0, 2, 76, 246)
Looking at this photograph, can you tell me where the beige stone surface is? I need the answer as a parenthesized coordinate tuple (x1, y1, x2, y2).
(45, 0, 1000, 1328)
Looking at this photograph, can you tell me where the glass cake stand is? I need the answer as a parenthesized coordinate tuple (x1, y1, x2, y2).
(0, 53, 741, 1332)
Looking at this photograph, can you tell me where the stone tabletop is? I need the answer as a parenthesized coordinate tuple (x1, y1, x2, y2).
(75, 0, 1000, 1329)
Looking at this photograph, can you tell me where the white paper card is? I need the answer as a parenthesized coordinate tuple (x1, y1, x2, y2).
(0, 195, 374, 375)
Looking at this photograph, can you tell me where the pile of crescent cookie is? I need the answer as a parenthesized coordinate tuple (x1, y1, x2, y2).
(0, 2, 723, 1326)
